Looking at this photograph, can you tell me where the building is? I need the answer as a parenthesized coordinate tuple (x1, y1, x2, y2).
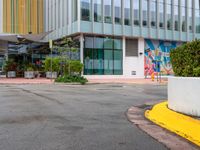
(44, 0, 200, 78)
(1, 0, 200, 78)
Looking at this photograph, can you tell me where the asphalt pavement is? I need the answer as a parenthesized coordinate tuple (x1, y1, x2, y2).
(0, 83, 168, 150)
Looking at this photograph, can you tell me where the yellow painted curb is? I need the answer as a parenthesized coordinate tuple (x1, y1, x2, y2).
(145, 102, 200, 147)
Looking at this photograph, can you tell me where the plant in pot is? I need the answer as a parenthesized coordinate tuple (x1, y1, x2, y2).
(4, 60, 17, 78)
(168, 39, 200, 117)
(45, 57, 59, 79)
(24, 65, 35, 79)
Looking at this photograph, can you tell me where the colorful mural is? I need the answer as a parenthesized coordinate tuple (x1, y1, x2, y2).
(144, 39, 181, 76)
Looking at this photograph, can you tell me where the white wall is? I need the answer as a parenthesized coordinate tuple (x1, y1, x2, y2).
(123, 38, 145, 78)
(168, 77, 200, 117)
(0, 0, 3, 33)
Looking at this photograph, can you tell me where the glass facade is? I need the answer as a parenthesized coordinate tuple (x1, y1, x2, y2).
(142, 0, 148, 27)
(181, 0, 186, 32)
(94, 0, 102, 22)
(151, 0, 157, 28)
(188, 1, 193, 32)
(81, 0, 91, 21)
(78, 0, 200, 34)
(114, 0, 122, 24)
(195, 0, 200, 33)
(133, 0, 140, 26)
(84, 37, 123, 75)
(104, 0, 112, 23)
(174, 0, 179, 31)
(166, 0, 172, 30)
(159, 0, 164, 28)
(124, 0, 131, 26)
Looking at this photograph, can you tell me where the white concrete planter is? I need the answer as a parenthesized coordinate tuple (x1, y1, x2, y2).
(168, 77, 200, 117)
(24, 71, 35, 79)
(46, 72, 57, 79)
(7, 71, 16, 78)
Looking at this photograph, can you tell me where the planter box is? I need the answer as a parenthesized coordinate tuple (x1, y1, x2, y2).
(24, 71, 35, 79)
(46, 72, 57, 79)
(168, 77, 200, 117)
(7, 71, 16, 78)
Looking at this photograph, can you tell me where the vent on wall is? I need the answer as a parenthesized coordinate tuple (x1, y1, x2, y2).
(126, 39, 138, 57)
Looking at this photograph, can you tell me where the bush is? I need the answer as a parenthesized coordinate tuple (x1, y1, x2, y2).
(44, 57, 60, 72)
(55, 75, 88, 85)
(170, 40, 200, 77)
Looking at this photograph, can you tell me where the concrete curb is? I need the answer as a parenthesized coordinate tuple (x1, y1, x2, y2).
(127, 103, 198, 150)
(145, 102, 200, 147)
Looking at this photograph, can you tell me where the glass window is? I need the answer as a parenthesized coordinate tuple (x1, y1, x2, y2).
(104, 38, 113, 49)
(114, 50, 123, 75)
(188, 1, 193, 32)
(166, 0, 172, 30)
(104, 50, 114, 75)
(151, 0, 157, 28)
(195, 0, 200, 33)
(159, 0, 164, 28)
(174, 0, 179, 31)
(84, 37, 123, 75)
(114, 39, 122, 49)
(104, 0, 112, 23)
(133, 0, 140, 26)
(94, 0, 102, 22)
(94, 37, 104, 49)
(85, 37, 94, 48)
(181, 0, 186, 32)
(73, 0, 78, 22)
(81, 0, 91, 21)
(142, 0, 148, 27)
(114, 0, 122, 24)
(124, 0, 131, 25)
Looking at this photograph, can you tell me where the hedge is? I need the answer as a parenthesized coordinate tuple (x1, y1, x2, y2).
(170, 40, 200, 77)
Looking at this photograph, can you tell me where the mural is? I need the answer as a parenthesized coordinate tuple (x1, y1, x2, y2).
(144, 39, 182, 76)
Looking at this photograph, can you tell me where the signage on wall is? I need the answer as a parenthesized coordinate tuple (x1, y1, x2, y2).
(132, 71, 137, 75)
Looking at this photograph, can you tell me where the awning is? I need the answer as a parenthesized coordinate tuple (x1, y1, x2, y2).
(21, 31, 53, 42)
(0, 35, 19, 43)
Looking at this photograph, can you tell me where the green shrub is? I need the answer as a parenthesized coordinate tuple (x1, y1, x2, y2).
(170, 40, 200, 77)
(44, 57, 60, 72)
(55, 75, 88, 85)
(3, 59, 17, 72)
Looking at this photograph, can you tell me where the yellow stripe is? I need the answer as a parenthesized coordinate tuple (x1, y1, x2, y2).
(145, 102, 200, 146)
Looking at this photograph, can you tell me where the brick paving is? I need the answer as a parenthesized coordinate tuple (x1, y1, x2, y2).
(88, 78, 168, 85)
(0, 78, 54, 84)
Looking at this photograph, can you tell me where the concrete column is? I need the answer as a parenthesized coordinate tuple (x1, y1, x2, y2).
(122, 36, 126, 76)
(138, 38, 145, 78)
(80, 34, 84, 64)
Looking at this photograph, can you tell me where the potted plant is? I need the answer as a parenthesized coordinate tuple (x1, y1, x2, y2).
(168, 40, 200, 117)
(4, 60, 17, 78)
(45, 57, 59, 79)
(24, 66, 35, 79)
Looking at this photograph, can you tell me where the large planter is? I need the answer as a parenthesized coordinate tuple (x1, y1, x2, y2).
(24, 71, 35, 79)
(7, 71, 16, 78)
(168, 77, 200, 117)
(46, 72, 57, 79)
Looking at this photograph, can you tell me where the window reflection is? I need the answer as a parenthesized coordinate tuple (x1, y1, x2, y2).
(124, 0, 131, 25)
(195, 0, 200, 33)
(81, 0, 91, 21)
(181, 0, 186, 32)
(94, 0, 102, 22)
(114, 0, 122, 24)
(133, 0, 140, 26)
(104, 0, 112, 23)
(142, 0, 148, 27)
(159, 0, 164, 28)
(166, 0, 172, 30)
(151, 0, 157, 28)
(174, 0, 179, 31)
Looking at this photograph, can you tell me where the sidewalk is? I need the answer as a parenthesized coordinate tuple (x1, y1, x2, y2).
(145, 102, 200, 147)
(0, 78, 54, 84)
(88, 78, 168, 85)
